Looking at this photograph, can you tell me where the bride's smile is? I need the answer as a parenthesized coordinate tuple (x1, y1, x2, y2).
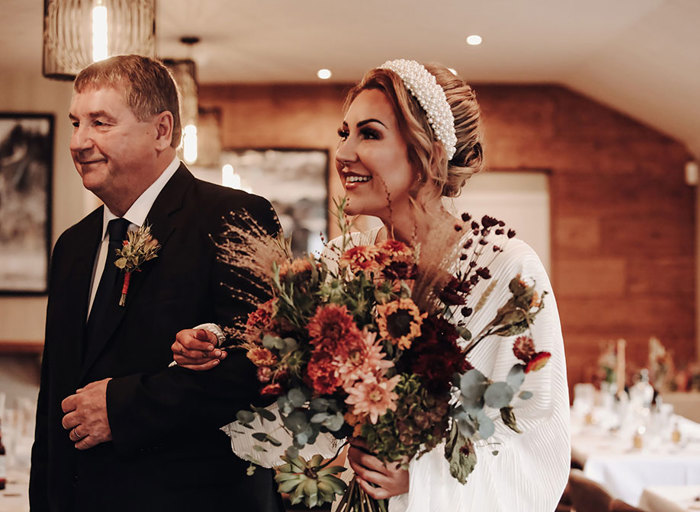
(335, 88, 416, 221)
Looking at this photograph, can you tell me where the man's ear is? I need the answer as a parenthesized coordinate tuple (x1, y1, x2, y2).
(153, 111, 174, 151)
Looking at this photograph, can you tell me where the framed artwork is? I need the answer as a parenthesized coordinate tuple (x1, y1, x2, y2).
(193, 148, 329, 257)
(0, 113, 54, 294)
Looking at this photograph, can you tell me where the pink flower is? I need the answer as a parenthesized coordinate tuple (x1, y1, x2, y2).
(337, 330, 393, 390)
(345, 374, 401, 424)
(257, 366, 273, 383)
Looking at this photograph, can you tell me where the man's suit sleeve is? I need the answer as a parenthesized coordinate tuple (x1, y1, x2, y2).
(29, 233, 66, 512)
(106, 194, 281, 453)
(29, 343, 50, 511)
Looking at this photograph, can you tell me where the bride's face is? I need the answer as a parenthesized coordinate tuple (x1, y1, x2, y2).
(335, 89, 416, 220)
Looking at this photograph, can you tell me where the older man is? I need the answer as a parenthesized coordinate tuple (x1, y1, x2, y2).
(30, 55, 284, 512)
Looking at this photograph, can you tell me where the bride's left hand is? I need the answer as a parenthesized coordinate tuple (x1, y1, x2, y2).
(347, 439, 409, 500)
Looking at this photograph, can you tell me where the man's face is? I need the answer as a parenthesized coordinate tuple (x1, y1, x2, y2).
(69, 86, 160, 210)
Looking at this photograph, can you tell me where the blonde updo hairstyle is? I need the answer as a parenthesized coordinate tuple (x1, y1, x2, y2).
(344, 63, 484, 203)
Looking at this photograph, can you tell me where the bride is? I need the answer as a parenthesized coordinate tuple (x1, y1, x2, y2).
(172, 59, 571, 511)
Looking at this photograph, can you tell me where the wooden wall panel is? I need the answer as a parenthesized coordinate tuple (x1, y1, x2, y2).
(200, 82, 696, 396)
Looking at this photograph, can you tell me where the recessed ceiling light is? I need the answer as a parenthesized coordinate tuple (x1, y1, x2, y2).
(448, 68, 457, 76)
(317, 68, 332, 80)
(466, 35, 482, 46)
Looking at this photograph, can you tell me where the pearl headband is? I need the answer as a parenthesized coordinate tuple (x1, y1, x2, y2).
(378, 59, 457, 160)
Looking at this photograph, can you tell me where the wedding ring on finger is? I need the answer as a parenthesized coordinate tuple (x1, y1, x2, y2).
(71, 427, 84, 441)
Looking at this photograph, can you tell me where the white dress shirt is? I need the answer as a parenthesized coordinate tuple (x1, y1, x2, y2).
(87, 156, 180, 317)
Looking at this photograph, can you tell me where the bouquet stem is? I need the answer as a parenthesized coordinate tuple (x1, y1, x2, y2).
(334, 476, 388, 512)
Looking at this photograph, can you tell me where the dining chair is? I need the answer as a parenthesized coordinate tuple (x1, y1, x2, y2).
(609, 498, 644, 511)
(568, 469, 613, 512)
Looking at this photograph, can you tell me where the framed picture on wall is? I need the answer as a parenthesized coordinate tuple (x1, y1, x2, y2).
(0, 113, 54, 294)
(192, 148, 329, 257)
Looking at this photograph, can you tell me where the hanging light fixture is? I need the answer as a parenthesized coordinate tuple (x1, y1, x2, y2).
(165, 36, 200, 164)
(43, 0, 156, 80)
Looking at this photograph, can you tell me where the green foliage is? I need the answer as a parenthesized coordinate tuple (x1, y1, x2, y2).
(362, 374, 450, 462)
(445, 427, 478, 485)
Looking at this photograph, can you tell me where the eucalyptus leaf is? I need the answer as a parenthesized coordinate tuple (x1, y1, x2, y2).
(277, 396, 293, 415)
(294, 432, 309, 447)
(518, 390, 533, 400)
(506, 364, 526, 391)
(252, 406, 277, 422)
(456, 415, 477, 437)
(253, 445, 267, 452)
(288, 388, 307, 408)
(283, 410, 308, 433)
(282, 337, 298, 353)
(460, 369, 488, 409)
(236, 410, 255, 425)
(324, 412, 344, 432)
(310, 398, 330, 412)
(484, 382, 514, 409)
(310, 412, 330, 424)
(262, 334, 284, 349)
(266, 434, 282, 447)
(476, 410, 495, 439)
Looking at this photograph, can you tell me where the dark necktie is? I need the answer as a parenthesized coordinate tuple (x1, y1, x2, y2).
(84, 218, 130, 351)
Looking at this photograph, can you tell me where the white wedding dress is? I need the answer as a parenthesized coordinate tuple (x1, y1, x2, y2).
(225, 227, 571, 512)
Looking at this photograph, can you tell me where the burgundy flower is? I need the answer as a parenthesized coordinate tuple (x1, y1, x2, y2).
(405, 315, 467, 393)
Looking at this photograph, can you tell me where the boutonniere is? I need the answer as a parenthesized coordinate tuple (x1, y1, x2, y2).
(114, 224, 161, 306)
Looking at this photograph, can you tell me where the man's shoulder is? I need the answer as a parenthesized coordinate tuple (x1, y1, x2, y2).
(189, 177, 276, 221)
(55, 207, 102, 246)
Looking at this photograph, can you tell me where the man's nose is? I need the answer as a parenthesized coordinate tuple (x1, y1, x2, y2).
(70, 125, 93, 153)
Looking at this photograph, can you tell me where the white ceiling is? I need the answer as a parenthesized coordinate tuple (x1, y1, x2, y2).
(2, 0, 699, 157)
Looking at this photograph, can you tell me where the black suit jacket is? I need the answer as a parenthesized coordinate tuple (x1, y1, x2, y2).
(30, 165, 285, 512)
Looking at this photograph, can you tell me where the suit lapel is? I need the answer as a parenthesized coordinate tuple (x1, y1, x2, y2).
(80, 165, 194, 379)
(60, 209, 102, 384)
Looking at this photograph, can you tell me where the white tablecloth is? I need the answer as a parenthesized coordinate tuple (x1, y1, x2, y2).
(0, 469, 29, 512)
(571, 414, 700, 505)
(639, 485, 700, 512)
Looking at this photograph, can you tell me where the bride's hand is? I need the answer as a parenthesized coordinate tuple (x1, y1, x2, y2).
(347, 439, 409, 500)
(171, 328, 226, 370)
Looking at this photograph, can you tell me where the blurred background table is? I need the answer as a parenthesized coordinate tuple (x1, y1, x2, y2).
(0, 469, 29, 512)
(662, 393, 700, 423)
(638, 484, 700, 512)
(571, 404, 700, 506)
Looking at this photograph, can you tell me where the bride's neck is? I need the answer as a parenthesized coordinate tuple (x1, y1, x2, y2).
(378, 202, 455, 246)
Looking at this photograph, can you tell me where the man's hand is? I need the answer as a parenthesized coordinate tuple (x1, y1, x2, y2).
(171, 328, 226, 370)
(61, 378, 113, 450)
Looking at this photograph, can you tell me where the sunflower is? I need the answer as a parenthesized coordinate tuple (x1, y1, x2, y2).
(376, 298, 426, 350)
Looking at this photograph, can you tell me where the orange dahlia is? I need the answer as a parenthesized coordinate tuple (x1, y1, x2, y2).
(247, 347, 278, 367)
(307, 304, 361, 348)
(306, 348, 341, 395)
(340, 245, 385, 275)
(376, 239, 414, 263)
(244, 298, 277, 344)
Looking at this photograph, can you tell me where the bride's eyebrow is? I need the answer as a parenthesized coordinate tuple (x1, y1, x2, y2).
(357, 118, 386, 128)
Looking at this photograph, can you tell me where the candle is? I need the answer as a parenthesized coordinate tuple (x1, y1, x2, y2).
(616, 338, 626, 398)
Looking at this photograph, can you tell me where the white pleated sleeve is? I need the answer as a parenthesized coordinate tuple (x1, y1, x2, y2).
(390, 238, 571, 512)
